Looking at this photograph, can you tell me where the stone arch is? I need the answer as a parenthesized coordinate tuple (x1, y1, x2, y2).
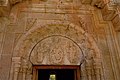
(29, 35, 84, 65)
(11, 20, 102, 80)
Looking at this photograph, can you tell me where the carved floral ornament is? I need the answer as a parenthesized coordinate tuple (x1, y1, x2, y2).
(30, 35, 83, 65)
(13, 20, 101, 65)
(10, 19, 102, 80)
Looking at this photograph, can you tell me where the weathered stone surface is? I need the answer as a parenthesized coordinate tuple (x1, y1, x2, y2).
(0, 0, 120, 80)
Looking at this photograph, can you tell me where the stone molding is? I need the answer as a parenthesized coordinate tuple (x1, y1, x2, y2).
(102, 2, 120, 31)
(11, 57, 21, 80)
(81, 0, 120, 31)
(11, 20, 102, 80)
(0, 0, 120, 31)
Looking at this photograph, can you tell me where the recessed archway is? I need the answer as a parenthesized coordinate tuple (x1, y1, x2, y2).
(11, 20, 102, 80)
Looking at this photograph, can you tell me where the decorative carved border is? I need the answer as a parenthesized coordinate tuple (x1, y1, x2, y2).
(10, 19, 102, 80)
(81, 0, 120, 31)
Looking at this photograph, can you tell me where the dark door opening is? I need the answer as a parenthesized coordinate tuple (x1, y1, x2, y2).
(38, 69, 75, 80)
(33, 65, 80, 80)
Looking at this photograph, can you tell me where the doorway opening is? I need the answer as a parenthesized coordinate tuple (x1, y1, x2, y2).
(38, 69, 74, 80)
(33, 65, 80, 80)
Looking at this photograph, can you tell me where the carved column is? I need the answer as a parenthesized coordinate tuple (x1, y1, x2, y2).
(85, 60, 92, 80)
(93, 58, 101, 80)
(22, 61, 28, 80)
(12, 57, 21, 80)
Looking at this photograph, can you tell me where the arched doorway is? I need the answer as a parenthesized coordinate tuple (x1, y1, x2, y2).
(10, 21, 102, 80)
(29, 35, 83, 80)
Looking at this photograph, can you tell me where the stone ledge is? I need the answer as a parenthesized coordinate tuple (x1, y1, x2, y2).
(101, 3, 120, 31)
(0, 0, 120, 31)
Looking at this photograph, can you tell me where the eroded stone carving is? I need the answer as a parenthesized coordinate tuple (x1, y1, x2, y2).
(49, 44, 64, 64)
(12, 18, 102, 80)
(0, 0, 6, 5)
(35, 44, 45, 63)
(11, 57, 21, 80)
(66, 42, 80, 64)
(30, 35, 83, 65)
(91, 0, 105, 9)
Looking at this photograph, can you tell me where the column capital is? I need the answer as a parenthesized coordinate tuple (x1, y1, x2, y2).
(12, 57, 21, 62)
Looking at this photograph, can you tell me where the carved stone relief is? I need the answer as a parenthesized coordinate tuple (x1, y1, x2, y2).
(0, 0, 120, 80)
(30, 35, 83, 65)
(11, 18, 102, 80)
(0, 0, 6, 5)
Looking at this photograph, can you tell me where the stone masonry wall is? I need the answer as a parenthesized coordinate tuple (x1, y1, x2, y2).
(0, 0, 120, 80)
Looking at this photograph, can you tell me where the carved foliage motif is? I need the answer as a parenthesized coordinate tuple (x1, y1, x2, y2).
(11, 18, 103, 80)
(17, 21, 98, 66)
(66, 42, 80, 64)
(35, 44, 45, 63)
(30, 36, 83, 65)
